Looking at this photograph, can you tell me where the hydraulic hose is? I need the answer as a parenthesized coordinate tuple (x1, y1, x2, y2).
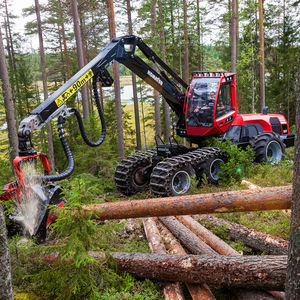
(39, 75, 106, 182)
(39, 115, 75, 182)
(71, 76, 106, 147)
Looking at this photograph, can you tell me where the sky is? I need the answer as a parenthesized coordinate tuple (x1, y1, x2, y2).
(5, 0, 47, 50)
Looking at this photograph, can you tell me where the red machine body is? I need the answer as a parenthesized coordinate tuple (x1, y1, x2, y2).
(0, 153, 50, 203)
(182, 71, 291, 141)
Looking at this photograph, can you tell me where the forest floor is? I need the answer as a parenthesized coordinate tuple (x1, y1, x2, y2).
(9, 150, 293, 300)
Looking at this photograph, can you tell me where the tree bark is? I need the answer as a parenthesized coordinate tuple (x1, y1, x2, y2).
(81, 185, 292, 221)
(159, 217, 216, 255)
(231, 0, 237, 73)
(34, 0, 55, 171)
(126, 0, 141, 151)
(0, 26, 18, 166)
(71, 0, 89, 119)
(196, 215, 288, 255)
(258, 0, 265, 112)
(151, 0, 161, 139)
(179, 215, 284, 299)
(157, 221, 216, 300)
(158, 0, 171, 142)
(142, 218, 185, 300)
(177, 215, 239, 255)
(106, 0, 125, 159)
(285, 49, 300, 299)
(58, 0, 71, 80)
(0, 203, 14, 300)
(183, 0, 189, 84)
(196, 0, 202, 70)
(112, 252, 287, 290)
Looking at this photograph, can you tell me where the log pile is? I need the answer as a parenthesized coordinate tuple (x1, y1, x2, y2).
(48, 185, 290, 299)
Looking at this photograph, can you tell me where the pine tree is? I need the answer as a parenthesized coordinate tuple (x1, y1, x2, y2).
(106, 0, 125, 159)
(0, 25, 18, 166)
(34, 0, 55, 171)
(71, 0, 89, 119)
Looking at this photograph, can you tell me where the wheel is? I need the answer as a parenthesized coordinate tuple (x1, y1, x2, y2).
(197, 155, 225, 184)
(151, 163, 195, 196)
(250, 132, 285, 164)
(171, 168, 192, 195)
(115, 155, 153, 195)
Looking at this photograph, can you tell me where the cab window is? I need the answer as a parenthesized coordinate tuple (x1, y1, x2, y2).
(216, 84, 232, 119)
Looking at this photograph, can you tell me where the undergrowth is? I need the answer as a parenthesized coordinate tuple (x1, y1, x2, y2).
(9, 173, 161, 299)
(208, 138, 255, 185)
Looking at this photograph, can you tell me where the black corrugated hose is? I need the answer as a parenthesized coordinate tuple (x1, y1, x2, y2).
(70, 76, 106, 147)
(40, 75, 106, 182)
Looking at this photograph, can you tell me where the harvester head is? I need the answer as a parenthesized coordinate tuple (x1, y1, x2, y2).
(0, 153, 65, 241)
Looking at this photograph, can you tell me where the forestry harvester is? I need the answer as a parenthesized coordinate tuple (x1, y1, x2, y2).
(0, 35, 294, 240)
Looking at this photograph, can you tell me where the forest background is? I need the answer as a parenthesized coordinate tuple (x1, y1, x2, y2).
(0, 0, 299, 185)
(0, 0, 300, 299)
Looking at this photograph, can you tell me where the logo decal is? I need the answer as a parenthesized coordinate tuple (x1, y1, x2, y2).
(55, 69, 94, 107)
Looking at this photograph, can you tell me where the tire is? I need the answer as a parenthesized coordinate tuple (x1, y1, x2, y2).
(115, 155, 152, 195)
(151, 163, 195, 196)
(250, 132, 285, 164)
(197, 153, 225, 184)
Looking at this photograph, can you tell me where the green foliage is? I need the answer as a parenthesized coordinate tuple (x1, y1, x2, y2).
(9, 173, 159, 299)
(209, 138, 255, 185)
(0, 156, 12, 186)
(247, 161, 293, 187)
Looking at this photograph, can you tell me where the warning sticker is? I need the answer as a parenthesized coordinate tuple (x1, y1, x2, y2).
(55, 69, 94, 107)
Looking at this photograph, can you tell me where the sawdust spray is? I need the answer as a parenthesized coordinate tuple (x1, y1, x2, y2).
(15, 162, 45, 235)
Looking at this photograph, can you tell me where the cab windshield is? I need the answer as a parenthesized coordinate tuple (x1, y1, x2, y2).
(186, 77, 220, 127)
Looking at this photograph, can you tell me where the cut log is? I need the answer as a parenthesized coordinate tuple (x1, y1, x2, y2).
(177, 215, 239, 255)
(79, 186, 291, 221)
(177, 216, 285, 299)
(196, 215, 288, 255)
(157, 221, 216, 300)
(142, 217, 185, 300)
(112, 252, 287, 290)
(159, 217, 216, 255)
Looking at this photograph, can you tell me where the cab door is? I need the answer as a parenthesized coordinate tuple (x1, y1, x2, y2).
(215, 82, 237, 134)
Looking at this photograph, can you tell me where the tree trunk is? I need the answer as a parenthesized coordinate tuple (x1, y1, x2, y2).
(0, 204, 13, 300)
(196, 215, 288, 255)
(159, 216, 216, 254)
(231, 0, 237, 73)
(158, 0, 171, 142)
(106, 0, 125, 159)
(142, 218, 185, 300)
(258, 0, 265, 112)
(58, 0, 71, 80)
(183, 0, 189, 84)
(112, 252, 287, 290)
(156, 221, 216, 300)
(81, 185, 292, 221)
(0, 26, 18, 166)
(126, 0, 141, 151)
(34, 0, 55, 171)
(71, 0, 89, 119)
(196, 0, 202, 70)
(177, 215, 239, 255)
(285, 49, 300, 299)
(151, 0, 161, 139)
(178, 216, 284, 299)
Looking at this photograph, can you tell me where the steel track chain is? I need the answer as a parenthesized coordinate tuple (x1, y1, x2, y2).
(150, 147, 224, 196)
(114, 149, 157, 195)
